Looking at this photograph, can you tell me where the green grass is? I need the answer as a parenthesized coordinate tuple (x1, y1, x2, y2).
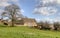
(0, 26, 59, 38)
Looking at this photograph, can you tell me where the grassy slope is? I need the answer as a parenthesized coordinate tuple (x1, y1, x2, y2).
(0, 26, 59, 38)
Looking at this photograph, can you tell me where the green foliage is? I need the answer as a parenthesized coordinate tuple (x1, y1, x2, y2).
(0, 26, 59, 38)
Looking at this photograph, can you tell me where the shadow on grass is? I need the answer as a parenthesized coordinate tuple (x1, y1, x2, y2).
(0, 24, 17, 28)
(0, 24, 9, 27)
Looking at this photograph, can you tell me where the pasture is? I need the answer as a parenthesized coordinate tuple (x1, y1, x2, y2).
(0, 26, 59, 38)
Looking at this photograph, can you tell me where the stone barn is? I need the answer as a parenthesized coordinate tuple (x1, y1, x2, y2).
(0, 18, 37, 27)
(15, 18, 37, 27)
(22, 18, 37, 26)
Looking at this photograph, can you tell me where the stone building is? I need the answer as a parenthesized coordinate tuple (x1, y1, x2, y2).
(22, 18, 37, 26)
(15, 18, 37, 27)
(0, 18, 37, 27)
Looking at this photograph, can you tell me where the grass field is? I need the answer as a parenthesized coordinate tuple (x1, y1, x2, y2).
(0, 26, 59, 38)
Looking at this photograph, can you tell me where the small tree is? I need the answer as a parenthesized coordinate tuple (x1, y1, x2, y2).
(53, 22, 60, 30)
(44, 21, 50, 28)
(38, 21, 50, 30)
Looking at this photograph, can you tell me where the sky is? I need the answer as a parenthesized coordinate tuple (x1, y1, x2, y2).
(0, 0, 60, 23)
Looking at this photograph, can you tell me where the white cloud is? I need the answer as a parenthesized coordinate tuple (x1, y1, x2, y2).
(54, 17, 60, 22)
(35, 17, 60, 23)
(34, 0, 60, 22)
(39, 18, 53, 22)
(40, 17, 60, 23)
(0, 0, 19, 7)
(46, 17, 60, 22)
(0, 9, 4, 17)
(42, 0, 56, 5)
(57, 0, 60, 4)
(35, 18, 40, 22)
(0, 2, 10, 7)
(0, 0, 8, 2)
(34, 7, 57, 16)
(11, 0, 18, 2)
(0, 0, 20, 10)
(0, 0, 9, 7)
(36, 0, 60, 7)
(34, 0, 59, 16)
(36, 0, 57, 7)
(21, 9, 24, 13)
(35, 17, 58, 23)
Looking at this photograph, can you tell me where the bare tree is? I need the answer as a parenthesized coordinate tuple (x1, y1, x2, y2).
(2, 4, 21, 27)
(37, 21, 51, 30)
(53, 22, 60, 30)
(44, 21, 50, 28)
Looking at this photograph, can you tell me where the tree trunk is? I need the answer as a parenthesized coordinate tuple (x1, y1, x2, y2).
(11, 9, 16, 27)
(11, 18, 14, 27)
(11, 13, 15, 27)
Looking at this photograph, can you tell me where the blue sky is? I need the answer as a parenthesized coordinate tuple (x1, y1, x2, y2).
(0, 0, 60, 22)
(19, 0, 60, 22)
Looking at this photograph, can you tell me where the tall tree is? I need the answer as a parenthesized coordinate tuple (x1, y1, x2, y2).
(2, 4, 21, 27)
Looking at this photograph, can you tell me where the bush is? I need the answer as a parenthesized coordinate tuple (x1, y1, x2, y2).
(53, 22, 60, 30)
